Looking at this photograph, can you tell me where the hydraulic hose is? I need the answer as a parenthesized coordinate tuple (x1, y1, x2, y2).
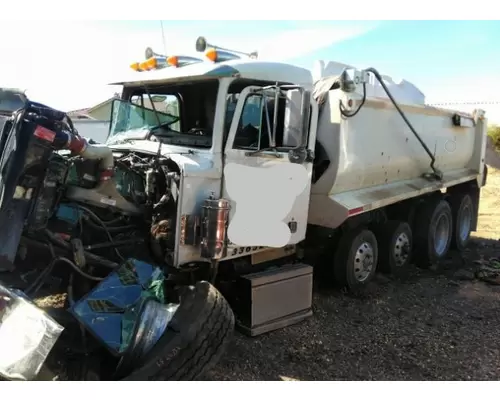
(364, 68, 442, 180)
(339, 67, 443, 181)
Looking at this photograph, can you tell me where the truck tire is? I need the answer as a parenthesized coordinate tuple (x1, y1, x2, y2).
(374, 221, 413, 274)
(123, 281, 235, 381)
(450, 193, 474, 251)
(333, 227, 378, 292)
(413, 198, 453, 267)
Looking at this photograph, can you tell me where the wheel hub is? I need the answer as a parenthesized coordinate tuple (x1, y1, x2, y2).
(354, 242, 374, 282)
(393, 232, 410, 267)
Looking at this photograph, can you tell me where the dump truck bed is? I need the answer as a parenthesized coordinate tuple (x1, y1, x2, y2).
(308, 85, 487, 229)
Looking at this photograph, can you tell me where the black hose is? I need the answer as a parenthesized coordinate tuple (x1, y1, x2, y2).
(25, 257, 58, 296)
(55, 257, 104, 282)
(42, 231, 119, 269)
(85, 238, 144, 251)
(337, 67, 442, 181)
(67, 273, 75, 307)
(339, 82, 367, 118)
(364, 67, 442, 180)
(83, 217, 135, 233)
(100, 217, 124, 226)
(25, 255, 103, 296)
(78, 205, 125, 261)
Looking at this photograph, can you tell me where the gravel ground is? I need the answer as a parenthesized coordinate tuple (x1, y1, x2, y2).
(207, 168, 500, 381)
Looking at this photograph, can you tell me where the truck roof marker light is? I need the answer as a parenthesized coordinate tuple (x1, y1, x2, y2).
(205, 48, 218, 62)
(140, 57, 158, 71)
(134, 56, 167, 72)
(130, 62, 140, 71)
(167, 55, 205, 68)
(167, 56, 179, 67)
(205, 48, 241, 63)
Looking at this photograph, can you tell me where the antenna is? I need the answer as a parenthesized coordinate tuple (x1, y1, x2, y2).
(160, 20, 167, 56)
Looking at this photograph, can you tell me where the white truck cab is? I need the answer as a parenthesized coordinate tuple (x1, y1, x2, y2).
(107, 39, 320, 269)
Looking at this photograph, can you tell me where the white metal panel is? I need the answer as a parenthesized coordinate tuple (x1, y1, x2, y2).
(308, 89, 487, 229)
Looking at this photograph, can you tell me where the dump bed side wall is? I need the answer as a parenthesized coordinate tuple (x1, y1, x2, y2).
(312, 91, 481, 197)
(309, 90, 486, 229)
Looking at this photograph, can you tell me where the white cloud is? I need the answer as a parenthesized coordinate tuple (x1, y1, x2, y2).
(0, 20, 375, 112)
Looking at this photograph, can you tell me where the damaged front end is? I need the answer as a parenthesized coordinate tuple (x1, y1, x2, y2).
(0, 94, 234, 381)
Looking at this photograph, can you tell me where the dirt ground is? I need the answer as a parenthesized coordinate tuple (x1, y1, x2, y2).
(208, 166, 500, 381)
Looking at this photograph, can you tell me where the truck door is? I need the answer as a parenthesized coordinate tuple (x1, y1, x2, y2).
(223, 85, 317, 248)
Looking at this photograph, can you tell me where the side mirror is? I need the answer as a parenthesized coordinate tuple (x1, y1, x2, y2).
(283, 89, 310, 148)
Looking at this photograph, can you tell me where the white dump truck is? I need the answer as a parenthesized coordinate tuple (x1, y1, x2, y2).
(116, 37, 487, 330)
(0, 37, 488, 380)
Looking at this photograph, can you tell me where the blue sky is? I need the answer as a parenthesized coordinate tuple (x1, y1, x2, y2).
(299, 21, 500, 101)
(106, 20, 500, 96)
(1, 20, 499, 121)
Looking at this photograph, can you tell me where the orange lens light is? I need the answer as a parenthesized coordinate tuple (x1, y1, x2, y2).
(167, 55, 179, 67)
(205, 48, 217, 62)
(139, 57, 158, 71)
(146, 57, 158, 69)
(130, 62, 140, 71)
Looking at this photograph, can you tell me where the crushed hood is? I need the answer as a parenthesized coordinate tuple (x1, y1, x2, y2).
(108, 140, 218, 177)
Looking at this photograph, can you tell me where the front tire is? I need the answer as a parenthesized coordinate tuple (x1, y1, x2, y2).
(123, 281, 235, 381)
(333, 227, 378, 292)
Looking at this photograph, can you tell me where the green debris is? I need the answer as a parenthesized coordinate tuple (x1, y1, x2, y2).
(119, 267, 166, 353)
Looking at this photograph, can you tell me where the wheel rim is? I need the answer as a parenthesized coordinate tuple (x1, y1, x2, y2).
(434, 213, 451, 256)
(459, 203, 472, 242)
(354, 241, 375, 282)
(393, 232, 410, 267)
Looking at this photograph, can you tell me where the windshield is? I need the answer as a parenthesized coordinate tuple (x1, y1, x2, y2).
(108, 98, 179, 139)
(107, 80, 219, 149)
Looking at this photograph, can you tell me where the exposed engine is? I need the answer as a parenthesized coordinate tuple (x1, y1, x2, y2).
(15, 137, 181, 275)
(32, 148, 182, 268)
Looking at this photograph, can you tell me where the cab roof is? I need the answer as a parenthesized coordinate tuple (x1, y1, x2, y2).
(109, 59, 314, 89)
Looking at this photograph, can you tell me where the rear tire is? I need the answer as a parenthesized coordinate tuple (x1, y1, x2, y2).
(375, 221, 413, 274)
(450, 193, 474, 251)
(333, 227, 378, 292)
(123, 281, 235, 381)
(413, 198, 453, 267)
